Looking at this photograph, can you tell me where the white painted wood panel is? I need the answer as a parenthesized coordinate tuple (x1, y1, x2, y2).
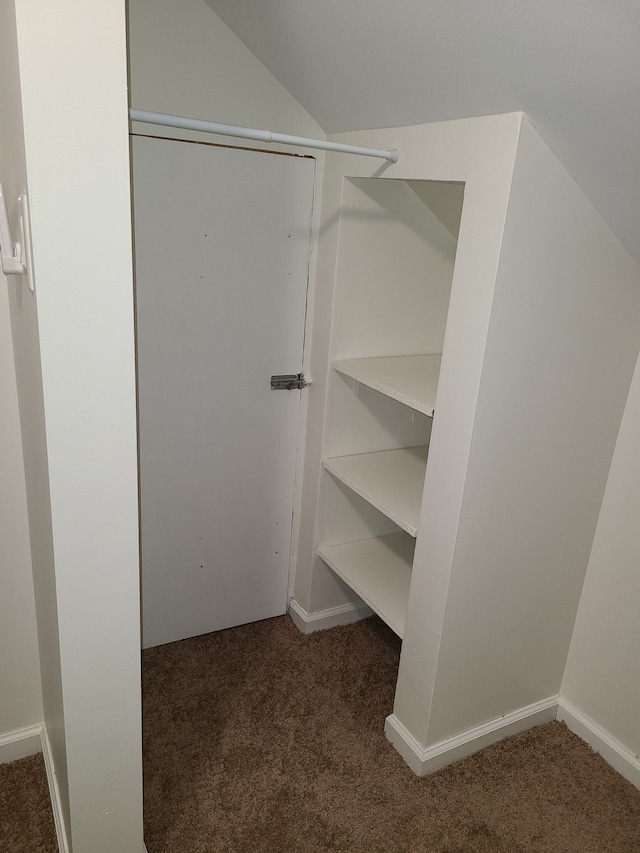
(14, 1, 142, 846)
(318, 533, 414, 637)
(323, 446, 428, 537)
(133, 136, 315, 647)
(333, 355, 440, 416)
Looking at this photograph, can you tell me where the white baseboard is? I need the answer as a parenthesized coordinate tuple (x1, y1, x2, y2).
(0, 723, 43, 764)
(385, 695, 559, 776)
(41, 725, 70, 853)
(288, 598, 373, 634)
(557, 698, 640, 790)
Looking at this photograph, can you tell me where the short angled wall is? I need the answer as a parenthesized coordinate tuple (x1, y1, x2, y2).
(288, 598, 372, 634)
(386, 696, 640, 792)
(385, 697, 559, 776)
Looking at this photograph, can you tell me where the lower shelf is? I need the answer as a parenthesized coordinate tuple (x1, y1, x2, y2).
(318, 533, 414, 638)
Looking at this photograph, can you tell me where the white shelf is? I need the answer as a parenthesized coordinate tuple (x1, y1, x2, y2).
(323, 446, 428, 537)
(318, 533, 414, 638)
(333, 355, 441, 417)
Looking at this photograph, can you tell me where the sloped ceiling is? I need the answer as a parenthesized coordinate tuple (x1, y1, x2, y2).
(204, 0, 640, 266)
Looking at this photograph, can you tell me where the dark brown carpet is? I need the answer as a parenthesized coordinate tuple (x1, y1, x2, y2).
(0, 752, 57, 853)
(142, 615, 640, 853)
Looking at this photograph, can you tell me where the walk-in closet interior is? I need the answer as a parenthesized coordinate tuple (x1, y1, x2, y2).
(7, 2, 640, 851)
(129, 0, 640, 783)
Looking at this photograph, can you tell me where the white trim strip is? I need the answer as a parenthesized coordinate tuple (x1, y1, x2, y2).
(0, 723, 42, 763)
(557, 698, 640, 790)
(288, 598, 373, 634)
(129, 109, 399, 163)
(0, 723, 70, 850)
(385, 696, 560, 776)
(41, 725, 70, 853)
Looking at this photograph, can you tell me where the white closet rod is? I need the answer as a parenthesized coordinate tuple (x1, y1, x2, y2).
(130, 109, 399, 163)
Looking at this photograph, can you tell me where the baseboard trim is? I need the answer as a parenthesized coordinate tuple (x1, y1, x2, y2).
(288, 598, 373, 634)
(0, 723, 43, 764)
(557, 698, 640, 790)
(41, 725, 70, 853)
(385, 695, 560, 776)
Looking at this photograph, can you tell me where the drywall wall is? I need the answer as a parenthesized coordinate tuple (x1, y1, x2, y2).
(561, 348, 640, 758)
(0, 282, 42, 741)
(128, 0, 324, 144)
(0, 0, 61, 778)
(14, 0, 143, 850)
(422, 116, 640, 746)
(205, 0, 640, 268)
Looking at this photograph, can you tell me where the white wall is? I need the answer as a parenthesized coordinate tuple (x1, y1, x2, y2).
(13, 0, 143, 850)
(421, 116, 640, 746)
(128, 0, 324, 143)
(561, 347, 640, 758)
(204, 0, 640, 270)
(0, 0, 53, 761)
(0, 283, 42, 739)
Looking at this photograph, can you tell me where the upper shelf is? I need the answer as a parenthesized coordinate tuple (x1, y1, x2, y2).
(333, 355, 441, 417)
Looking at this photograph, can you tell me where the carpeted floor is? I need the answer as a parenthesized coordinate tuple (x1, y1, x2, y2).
(142, 615, 640, 853)
(3, 614, 638, 852)
(0, 752, 57, 853)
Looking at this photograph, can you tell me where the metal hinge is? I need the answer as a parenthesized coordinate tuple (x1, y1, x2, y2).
(270, 372, 309, 391)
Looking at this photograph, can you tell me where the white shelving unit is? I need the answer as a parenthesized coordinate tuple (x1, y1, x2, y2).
(318, 533, 414, 638)
(319, 362, 436, 637)
(323, 445, 428, 537)
(316, 177, 460, 640)
(333, 355, 441, 417)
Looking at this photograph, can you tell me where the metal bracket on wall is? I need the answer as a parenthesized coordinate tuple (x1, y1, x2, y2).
(270, 373, 309, 390)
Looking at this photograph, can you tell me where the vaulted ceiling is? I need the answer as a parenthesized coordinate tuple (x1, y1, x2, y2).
(205, 0, 640, 267)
